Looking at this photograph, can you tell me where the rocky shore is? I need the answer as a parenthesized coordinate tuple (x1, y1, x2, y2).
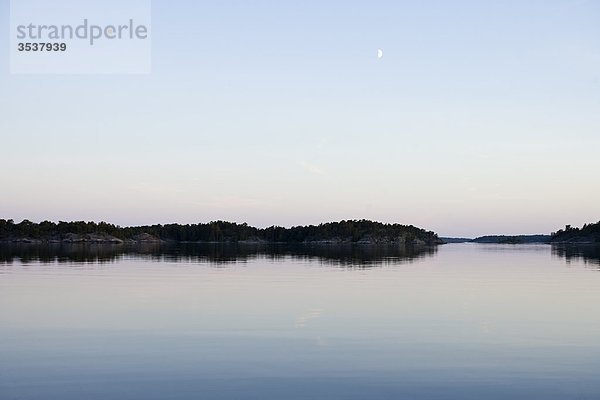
(1, 232, 163, 245)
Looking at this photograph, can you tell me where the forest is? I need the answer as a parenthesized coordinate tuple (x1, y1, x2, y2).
(0, 219, 442, 245)
(551, 222, 600, 243)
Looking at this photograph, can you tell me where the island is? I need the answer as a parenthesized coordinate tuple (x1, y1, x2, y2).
(0, 219, 443, 246)
(440, 235, 551, 244)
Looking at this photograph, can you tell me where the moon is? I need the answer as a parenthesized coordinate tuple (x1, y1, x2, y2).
(377, 49, 383, 59)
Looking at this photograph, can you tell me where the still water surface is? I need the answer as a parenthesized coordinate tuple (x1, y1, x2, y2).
(1, 243, 599, 399)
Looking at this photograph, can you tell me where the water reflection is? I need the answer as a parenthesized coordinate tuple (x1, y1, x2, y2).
(0, 242, 437, 267)
(552, 244, 600, 268)
(2, 244, 600, 400)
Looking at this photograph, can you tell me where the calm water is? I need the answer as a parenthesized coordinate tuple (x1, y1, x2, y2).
(1, 243, 599, 400)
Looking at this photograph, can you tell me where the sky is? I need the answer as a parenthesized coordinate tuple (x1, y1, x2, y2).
(0, 0, 599, 237)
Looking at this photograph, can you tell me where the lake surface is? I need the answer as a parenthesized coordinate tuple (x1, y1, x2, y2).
(1, 243, 599, 400)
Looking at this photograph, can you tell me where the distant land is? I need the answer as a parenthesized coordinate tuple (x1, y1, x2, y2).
(439, 237, 473, 243)
(441, 235, 551, 244)
(2, 219, 598, 246)
(440, 221, 600, 245)
(0, 219, 443, 246)
(473, 235, 551, 244)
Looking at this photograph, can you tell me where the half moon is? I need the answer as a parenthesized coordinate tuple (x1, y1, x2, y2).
(377, 49, 383, 59)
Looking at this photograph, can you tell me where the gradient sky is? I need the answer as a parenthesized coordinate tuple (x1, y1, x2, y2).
(0, 0, 599, 237)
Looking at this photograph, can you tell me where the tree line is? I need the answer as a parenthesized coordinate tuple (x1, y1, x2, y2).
(551, 221, 600, 243)
(0, 219, 441, 244)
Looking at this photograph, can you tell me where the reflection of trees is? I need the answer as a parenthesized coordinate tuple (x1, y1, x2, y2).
(552, 244, 600, 268)
(0, 243, 437, 267)
(0, 243, 131, 264)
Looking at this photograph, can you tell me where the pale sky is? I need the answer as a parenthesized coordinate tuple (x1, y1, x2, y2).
(0, 0, 599, 237)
